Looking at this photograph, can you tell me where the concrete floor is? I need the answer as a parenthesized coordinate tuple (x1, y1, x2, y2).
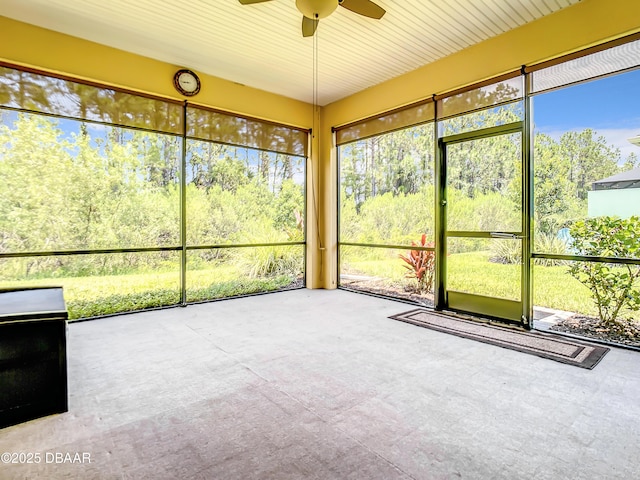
(1, 289, 639, 479)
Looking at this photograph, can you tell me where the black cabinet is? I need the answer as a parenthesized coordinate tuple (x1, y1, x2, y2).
(0, 288, 68, 429)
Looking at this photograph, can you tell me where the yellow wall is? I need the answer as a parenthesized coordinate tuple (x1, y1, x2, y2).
(2, 0, 640, 290)
(319, 0, 640, 289)
(0, 16, 312, 128)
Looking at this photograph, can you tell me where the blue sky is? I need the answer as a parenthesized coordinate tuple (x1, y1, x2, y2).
(533, 68, 640, 160)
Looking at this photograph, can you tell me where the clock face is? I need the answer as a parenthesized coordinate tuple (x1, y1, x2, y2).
(173, 69, 200, 96)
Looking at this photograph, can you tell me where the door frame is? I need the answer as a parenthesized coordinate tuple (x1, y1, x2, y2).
(434, 121, 531, 327)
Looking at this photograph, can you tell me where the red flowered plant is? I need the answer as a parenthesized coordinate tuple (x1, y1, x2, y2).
(398, 234, 435, 293)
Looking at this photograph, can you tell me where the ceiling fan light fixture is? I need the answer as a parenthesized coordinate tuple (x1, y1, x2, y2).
(295, 0, 339, 19)
(238, 0, 385, 37)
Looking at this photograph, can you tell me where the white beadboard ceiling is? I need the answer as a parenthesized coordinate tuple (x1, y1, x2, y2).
(0, 0, 580, 105)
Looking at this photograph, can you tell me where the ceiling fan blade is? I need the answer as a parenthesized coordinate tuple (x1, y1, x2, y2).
(302, 16, 319, 37)
(339, 0, 385, 19)
(238, 0, 272, 5)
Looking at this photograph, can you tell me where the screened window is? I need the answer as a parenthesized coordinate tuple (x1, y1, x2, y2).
(530, 37, 640, 340)
(0, 65, 307, 319)
(338, 121, 435, 302)
(531, 67, 640, 253)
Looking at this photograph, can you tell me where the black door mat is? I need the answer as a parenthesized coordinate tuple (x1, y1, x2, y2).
(389, 308, 609, 369)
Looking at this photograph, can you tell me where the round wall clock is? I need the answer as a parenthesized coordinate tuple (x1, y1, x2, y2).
(173, 69, 201, 97)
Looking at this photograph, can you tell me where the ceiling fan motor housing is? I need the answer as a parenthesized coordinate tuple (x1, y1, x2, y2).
(296, 0, 339, 19)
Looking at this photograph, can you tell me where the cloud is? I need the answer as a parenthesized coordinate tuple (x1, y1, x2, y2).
(598, 128, 640, 159)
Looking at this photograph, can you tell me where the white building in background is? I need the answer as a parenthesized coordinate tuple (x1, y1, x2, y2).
(587, 134, 640, 218)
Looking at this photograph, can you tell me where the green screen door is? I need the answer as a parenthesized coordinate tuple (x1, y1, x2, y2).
(440, 123, 525, 323)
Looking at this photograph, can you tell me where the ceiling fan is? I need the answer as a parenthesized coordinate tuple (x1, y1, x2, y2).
(238, 0, 386, 37)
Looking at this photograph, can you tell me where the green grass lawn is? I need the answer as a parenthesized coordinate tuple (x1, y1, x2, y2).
(1, 264, 297, 320)
(342, 250, 600, 317)
(532, 263, 598, 316)
(447, 251, 520, 300)
(3, 250, 632, 321)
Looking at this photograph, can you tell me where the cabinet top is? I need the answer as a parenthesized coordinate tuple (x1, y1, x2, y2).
(0, 287, 68, 323)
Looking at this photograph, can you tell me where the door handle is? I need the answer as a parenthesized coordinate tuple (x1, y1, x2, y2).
(490, 232, 519, 239)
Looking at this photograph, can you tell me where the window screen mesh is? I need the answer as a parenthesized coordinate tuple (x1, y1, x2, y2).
(437, 76, 523, 119)
(0, 65, 183, 134)
(531, 38, 640, 93)
(335, 100, 435, 146)
(187, 106, 308, 157)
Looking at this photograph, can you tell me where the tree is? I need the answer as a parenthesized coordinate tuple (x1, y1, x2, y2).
(189, 141, 229, 190)
(210, 156, 249, 192)
(559, 129, 620, 201)
(532, 129, 624, 238)
(533, 133, 580, 235)
(0, 114, 73, 252)
(340, 123, 434, 212)
(623, 152, 639, 171)
(273, 180, 304, 239)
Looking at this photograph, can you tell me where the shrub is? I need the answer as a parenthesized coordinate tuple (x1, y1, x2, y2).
(342, 187, 434, 245)
(243, 245, 302, 278)
(398, 234, 435, 293)
(447, 190, 519, 233)
(568, 216, 640, 327)
(233, 218, 303, 279)
(490, 233, 569, 266)
(534, 233, 569, 266)
(68, 289, 180, 319)
(490, 239, 521, 264)
(187, 276, 297, 302)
